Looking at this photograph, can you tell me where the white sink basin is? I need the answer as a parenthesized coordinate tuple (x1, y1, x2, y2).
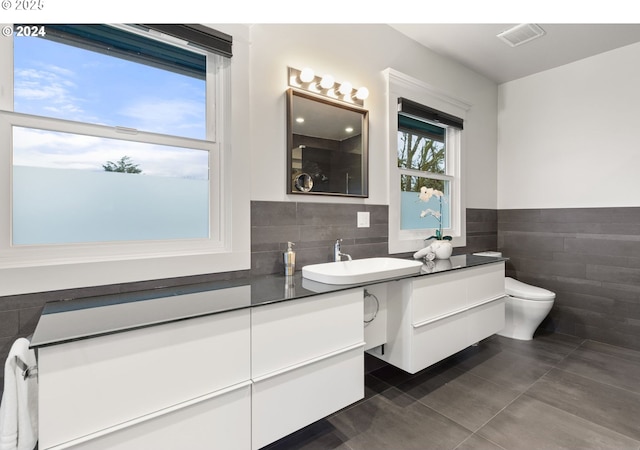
(302, 257, 424, 285)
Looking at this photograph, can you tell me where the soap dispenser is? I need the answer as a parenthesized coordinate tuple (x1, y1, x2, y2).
(283, 241, 296, 276)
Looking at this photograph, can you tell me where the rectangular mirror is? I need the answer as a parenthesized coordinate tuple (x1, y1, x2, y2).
(287, 88, 369, 197)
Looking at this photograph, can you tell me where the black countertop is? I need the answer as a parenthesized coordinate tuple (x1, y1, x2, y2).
(30, 254, 506, 348)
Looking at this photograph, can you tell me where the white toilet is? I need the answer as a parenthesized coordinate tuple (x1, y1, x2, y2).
(498, 277, 556, 341)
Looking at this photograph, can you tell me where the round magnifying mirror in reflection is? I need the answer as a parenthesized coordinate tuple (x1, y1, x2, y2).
(294, 173, 314, 192)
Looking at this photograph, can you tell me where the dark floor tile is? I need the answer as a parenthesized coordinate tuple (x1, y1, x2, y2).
(260, 418, 351, 450)
(486, 331, 583, 364)
(364, 352, 388, 374)
(526, 368, 640, 441)
(581, 339, 640, 364)
(451, 342, 554, 393)
(368, 362, 417, 387)
(454, 433, 506, 450)
(478, 395, 640, 450)
(556, 344, 640, 393)
(327, 387, 472, 450)
(398, 367, 521, 432)
(364, 373, 392, 400)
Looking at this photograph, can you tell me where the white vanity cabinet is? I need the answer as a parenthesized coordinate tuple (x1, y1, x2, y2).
(34, 259, 504, 449)
(251, 289, 365, 450)
(377, 262, 506, 374)
(37, 309, 251, 450)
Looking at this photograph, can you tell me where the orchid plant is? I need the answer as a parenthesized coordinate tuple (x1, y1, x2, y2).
(418, 186, 452, 241)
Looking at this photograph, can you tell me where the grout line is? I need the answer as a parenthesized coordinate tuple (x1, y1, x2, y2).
(520, 391, 640, 447)
(582, 339, 640, 364)
(410, 394, 475, 434)
(453, 433, 508, 450)
(553, 365, 640, 398)
(445, 336, 587, 435)
(553, 339, 640, 396)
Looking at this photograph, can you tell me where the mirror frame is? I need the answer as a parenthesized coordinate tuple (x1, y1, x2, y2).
(286, 88, 369, 197)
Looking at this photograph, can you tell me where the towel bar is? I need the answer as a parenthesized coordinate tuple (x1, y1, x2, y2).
(15, 355, 37, 380)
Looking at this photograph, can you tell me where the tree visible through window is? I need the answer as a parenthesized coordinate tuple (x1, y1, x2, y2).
(397, 113, 452, 231)
(103, 156, 142, 174)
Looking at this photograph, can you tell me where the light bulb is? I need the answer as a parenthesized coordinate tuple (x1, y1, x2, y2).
(355, 87, 369, 100)
(338, 81, 352, 96)
(299, 67, 314, 83)
(319, 74, 335, 90)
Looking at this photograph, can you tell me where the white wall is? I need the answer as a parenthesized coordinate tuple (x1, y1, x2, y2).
(498, 41, 640, 209)
(248, 24, 499, 209)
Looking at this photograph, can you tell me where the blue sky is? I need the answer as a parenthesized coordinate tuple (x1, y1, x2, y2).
(12, 32, 209, 179)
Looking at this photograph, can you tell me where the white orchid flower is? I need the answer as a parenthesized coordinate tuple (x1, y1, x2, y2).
(418, 186, 434, 202)
(421, 208, 439, 218)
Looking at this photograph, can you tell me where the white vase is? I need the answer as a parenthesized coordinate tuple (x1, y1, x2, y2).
(431, 240, 453, 259)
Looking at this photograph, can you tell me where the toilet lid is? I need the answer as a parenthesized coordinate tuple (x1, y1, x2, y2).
(505, 277, 556, 301)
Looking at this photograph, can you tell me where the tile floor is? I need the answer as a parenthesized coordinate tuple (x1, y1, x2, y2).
(263, 331, 640, 450)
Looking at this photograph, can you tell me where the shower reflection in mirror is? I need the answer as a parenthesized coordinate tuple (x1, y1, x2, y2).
(287, 88, 369, 197)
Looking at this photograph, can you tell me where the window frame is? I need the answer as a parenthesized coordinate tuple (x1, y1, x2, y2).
(386, 68, 470, 254)
(0, 24, 248, 295)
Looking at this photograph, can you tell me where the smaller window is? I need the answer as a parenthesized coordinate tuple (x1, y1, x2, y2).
(386, 69, 469, 255)
(397, 108, 457, 235)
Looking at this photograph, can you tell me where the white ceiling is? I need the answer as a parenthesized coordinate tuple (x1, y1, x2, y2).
(389, 24, 640, 84)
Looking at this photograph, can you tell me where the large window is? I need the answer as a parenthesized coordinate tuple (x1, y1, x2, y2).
(386, 69, 469, 253)
(10, 25, 214, 246)
(0, 24, 244, 294)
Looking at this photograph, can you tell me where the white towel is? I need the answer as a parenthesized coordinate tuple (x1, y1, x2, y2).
(413, 245, 435, 261)
(0, 338, 38, 450)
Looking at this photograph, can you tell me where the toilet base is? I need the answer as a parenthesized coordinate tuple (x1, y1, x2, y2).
(497, 328, 537, 341)
(497, 296, 554, 341)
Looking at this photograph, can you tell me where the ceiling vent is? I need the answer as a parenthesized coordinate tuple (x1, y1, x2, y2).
(497, 24, 546, 47)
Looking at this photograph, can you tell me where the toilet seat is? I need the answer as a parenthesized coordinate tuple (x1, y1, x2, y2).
(505, 277, 555, 301)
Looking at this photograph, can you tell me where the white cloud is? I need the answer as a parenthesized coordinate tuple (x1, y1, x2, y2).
(14, 66, 86, 120)
(13, 128, 209, 180)
(119, 98, 205, 137)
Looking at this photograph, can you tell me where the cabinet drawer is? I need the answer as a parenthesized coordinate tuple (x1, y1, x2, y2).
(465, 263, 505, 304)
(251, 289, 363, 378)
(411, 262, 505, 324)
(410, 298, 505, 373)
(466, 298, 505, 343)
(412, 271, 467, 323)
(38, 309, 250, 449)
(252, 346, 364, 450)
(57, 383, 251, 450)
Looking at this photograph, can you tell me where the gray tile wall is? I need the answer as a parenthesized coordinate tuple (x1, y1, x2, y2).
(251, 201, 390, 275)
(498, 207, 640, 351)
(463, 208, 499, 255)
(250, 201, 499, 275)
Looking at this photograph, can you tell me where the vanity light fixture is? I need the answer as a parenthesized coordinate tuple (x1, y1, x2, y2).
(319, 74, 335, 90)
(354, 87, 369, 101)
(299, 67, 315, 83)
(338, 81, 353, 96)
(288, 66, 368, 106)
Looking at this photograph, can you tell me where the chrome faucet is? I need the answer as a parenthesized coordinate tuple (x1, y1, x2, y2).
(334, 239, 352, 262)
